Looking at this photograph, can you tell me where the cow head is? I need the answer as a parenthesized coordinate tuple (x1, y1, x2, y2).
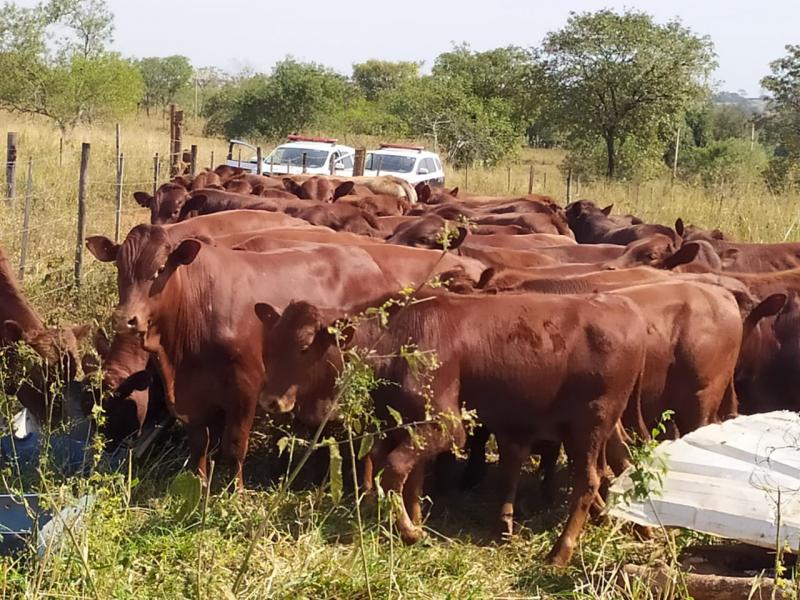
(2, 320, 90, 424)
(133, 183, 191, 225)
(86, 227, 202, 344)
(254, 301, 341, 426)
(603, 235, 711, 271)
(224, 177, 252, 194)
(385, 215, 467, 250)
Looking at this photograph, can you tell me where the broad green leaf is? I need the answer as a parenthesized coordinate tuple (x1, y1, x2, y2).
(357, 434, 374, 460)
(169, 471, 202, 521)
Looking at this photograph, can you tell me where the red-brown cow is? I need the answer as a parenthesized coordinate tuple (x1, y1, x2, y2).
(254, 291, 647, 566)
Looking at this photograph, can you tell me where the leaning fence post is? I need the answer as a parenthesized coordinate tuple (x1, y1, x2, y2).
(256, 146, 263, 175)
(6, 132, 17, 206)
(190, 144, 198, 177)
(152, 153, 160, 197)
(114, 153, 125, 243)
(18, 157, 33, 281)
(75, 142, 90, 287)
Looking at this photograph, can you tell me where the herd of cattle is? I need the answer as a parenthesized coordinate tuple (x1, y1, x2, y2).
(3, 164, 800, 567)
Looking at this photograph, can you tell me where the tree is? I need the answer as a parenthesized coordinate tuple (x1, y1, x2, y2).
(761, 45, 800, 188)
(0, 0, 141, 132)
(352, 60, 418, 100)
(205, 58, 350, 140)
(432, 44, 545, 132)
(541, 10, 715, 178)
(137, 55, 193, 115)
(384, 76, 519, 167)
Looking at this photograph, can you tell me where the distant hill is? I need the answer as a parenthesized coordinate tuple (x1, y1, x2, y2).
(712, 91, 766, 114)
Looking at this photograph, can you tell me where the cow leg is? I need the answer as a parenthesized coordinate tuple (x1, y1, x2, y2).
(546, 418, 605, 567)
(460, 425, 490, 490)
(495, 433, 530, 539)
(221, 405, 256, 490)
(380, 421, 460, 544)
(534, 440, 560, 507)
(404, 463, 426, 526)
(188, 425, 211, 484)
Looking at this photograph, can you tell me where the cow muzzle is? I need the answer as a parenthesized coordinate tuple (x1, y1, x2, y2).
(258, 387, 297, 414)
(112, 309, 147, 335)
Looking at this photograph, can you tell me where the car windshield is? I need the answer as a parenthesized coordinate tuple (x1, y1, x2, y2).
(267, 147, 329, 168)
(366, 153, 416, 173)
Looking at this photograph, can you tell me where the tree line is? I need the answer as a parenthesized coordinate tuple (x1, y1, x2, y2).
(1, 1, 799, 189)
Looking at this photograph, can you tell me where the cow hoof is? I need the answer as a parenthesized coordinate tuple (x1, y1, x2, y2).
(400, 526, 425, 545)
(545, 545, 573, 567)
(499, 515, 514, 541)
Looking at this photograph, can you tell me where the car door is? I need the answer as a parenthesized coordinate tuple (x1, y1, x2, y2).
(334, 153, 354, 177)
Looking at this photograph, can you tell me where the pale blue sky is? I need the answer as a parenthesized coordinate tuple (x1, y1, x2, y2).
(47, 0, 800, 95)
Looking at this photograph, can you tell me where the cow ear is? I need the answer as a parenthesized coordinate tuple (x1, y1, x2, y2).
(476, 268, 496, 289)
(93, 329, 111, 359)
(2, 320, 25, 343)
(720, 248, 740, 269)
(117, 370, 153, 399)
(254, 303, 281, 329)
(744, 293, 789, 339)
(333, 181, 355, 200)
(170, 239, 202, 266)
(86, 236, 119, 262)
(173, 176, 191, 189)
(416, 183, 431, 203)
(661, 242, 700, 270)
(601, 204, 613, 216)
(675, 218, 685, 237)
(443, 226, 468, 250)
(72, 324, 91, 342)
(182, 194, 207, 214)
(133, 191, 153, 208)
(282, 178, 303, 197)
(449, 187, 459, 197)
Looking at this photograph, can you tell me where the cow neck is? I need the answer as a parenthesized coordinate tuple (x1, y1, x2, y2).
(146, 249, 214, 369)
(0, 247, 44, 333)
(103, 332, 149, 390)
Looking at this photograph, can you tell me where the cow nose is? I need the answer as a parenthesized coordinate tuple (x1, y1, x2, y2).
(127, 316, 138, 329)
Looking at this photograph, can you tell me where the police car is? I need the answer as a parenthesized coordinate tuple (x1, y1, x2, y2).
(363, 144, 445, 186)
(226, 135, 355, 175)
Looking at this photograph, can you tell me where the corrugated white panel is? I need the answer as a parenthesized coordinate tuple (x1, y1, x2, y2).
(608, 411, 800, 549)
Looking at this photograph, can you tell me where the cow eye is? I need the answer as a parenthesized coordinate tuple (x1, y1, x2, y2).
(154, 264, 166, 278)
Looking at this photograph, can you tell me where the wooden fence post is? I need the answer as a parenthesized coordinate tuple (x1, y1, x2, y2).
(115, 123, 121, 167)
(6, 132, 17, 206)
(190, 144, 198, 177)
(464, 163, 469, 190)
(59, 137, 63, 167)
(566, 169, 573, 201)
(18, 157, 33, 281)
(528, 164, 534, 194)
(301, 152, 308, 174)
(256, 147, 262, 175)
(171, 110, 184, 176)
(153, 153, 160, 197)
(353, 148, 366, 176)
(543, 171, 547, 192)
(75, 143, 90, 287)
(507, 166, 511, 192)
(115, 153, 125, 243)
(210, 150, 215, 171)
(329, 152, 336, 175)
(672, 126, 681, 181)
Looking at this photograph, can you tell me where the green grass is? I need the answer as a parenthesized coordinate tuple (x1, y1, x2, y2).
(0, 112, 796, 599)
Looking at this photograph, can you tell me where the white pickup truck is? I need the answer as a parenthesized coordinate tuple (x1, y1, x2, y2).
(363, 144, 445, 187)
(226, 136, 355, 176)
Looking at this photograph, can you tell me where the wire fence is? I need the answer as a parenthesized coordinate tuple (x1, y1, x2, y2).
(2, 128, 222, 316)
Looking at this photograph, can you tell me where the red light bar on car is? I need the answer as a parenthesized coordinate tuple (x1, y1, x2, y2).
(287, 134, 337, 144)
(379, 143, 424, 151)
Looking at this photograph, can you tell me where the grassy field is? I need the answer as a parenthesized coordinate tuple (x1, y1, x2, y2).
(0, 112, 796, 599)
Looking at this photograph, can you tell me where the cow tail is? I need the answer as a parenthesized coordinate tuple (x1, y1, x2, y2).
(622, 353, 649, 442)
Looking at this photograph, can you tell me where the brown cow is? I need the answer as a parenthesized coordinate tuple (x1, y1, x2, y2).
(1, 244, 89, 424)
(283, 177, 356, 202)
(254, 291, 647, 566)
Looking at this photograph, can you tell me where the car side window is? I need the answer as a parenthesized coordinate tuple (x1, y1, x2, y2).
(418, 158, 435, 174)
(339, 154, 354, 169)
